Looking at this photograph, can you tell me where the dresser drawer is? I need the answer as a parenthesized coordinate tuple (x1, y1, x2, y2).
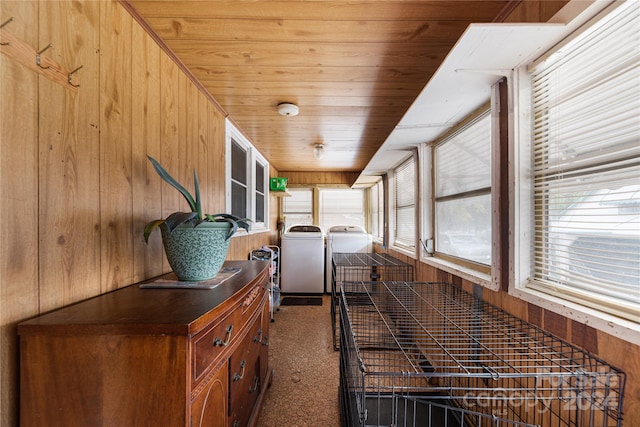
(193, 309, 242, 381)
(192, 282, 266, 382)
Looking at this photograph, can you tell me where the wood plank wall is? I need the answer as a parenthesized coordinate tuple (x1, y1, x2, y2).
(0, 1, 275, 425)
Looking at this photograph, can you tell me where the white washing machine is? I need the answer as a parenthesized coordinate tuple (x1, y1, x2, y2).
(281, 225, 325, 294)
(325, 225, 372, 293)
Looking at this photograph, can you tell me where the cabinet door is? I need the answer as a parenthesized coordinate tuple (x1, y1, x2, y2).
(191, 361, 228, 427)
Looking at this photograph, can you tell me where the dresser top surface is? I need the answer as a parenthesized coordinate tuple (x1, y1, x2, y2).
(18, 260, 269, 336)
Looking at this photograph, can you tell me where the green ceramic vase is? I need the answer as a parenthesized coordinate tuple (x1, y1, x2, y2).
(160, 221, 232, 281)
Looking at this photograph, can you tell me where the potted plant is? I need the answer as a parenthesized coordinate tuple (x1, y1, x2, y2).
(143, 155, 250, 281)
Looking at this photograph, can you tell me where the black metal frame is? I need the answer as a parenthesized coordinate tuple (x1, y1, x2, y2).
(339, 280, 626, 427)
(331, 253, 413, 350)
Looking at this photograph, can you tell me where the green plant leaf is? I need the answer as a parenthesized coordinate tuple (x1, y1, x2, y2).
(143, 212, 199, 243)
(211, 213, 251, 233)
(236, 218, 251, 232)
(215, 217, 238, 240)
(143, 219, 166, 243)
(164, 211, 198, 233)
(147, 155, 198, 214)
(193, 169, 203, 220)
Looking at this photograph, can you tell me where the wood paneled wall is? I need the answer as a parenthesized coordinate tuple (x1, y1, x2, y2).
(0, 1, 275, 425)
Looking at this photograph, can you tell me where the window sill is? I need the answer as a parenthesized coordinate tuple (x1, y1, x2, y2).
(391, 244, 416, 259)
(248, 227, 270, 235)
(230, 227, 271, 238)
(421, 255, 497, 291)
(510, 284, 640, 345)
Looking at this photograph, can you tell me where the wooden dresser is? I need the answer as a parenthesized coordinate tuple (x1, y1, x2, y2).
(18, 260, 272, 427)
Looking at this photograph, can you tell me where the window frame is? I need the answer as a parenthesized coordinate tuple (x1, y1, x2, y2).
(510, 0, 640, 337)
(432, 108, 492, 271)
(253, 154, 268, 229)
(419, 94, 502, 291)
(368, 179, 385, 243)
(225, 120, 270, 234)
(390, 152, 418, 257)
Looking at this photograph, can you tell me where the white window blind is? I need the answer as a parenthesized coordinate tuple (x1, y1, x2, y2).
(282, 188, 313, 230)
(394, 156, 416, 250)
(434, 111, 492, 265)
(529, 0, 640, 322)
(319, 188, 365, 232)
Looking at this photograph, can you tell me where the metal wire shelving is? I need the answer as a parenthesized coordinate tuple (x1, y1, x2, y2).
(339, 280, 626, 427)
(331, 253, 413, 350)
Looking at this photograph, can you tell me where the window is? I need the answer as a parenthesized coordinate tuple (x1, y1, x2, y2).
(254, 159, 266, 224)
(230, 139, 248, 219)
(318, 188, 365, 232)
(226, 120, 269, 231)
(515, 0, 639, 323)
(392, 155, 416, 252)
(282, 188, 313, 231)
(369, 180, 384, 241)
(434, 111, 492, 266)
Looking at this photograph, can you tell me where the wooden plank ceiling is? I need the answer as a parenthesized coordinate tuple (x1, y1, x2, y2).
(126, 0, 513, 172)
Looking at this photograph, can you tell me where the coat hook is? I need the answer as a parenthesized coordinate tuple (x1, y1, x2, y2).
(0, 17, 13, 29)
(67, 65, 83, 88)
(36, 43, 52, 69)
(0, 17, 13, 46)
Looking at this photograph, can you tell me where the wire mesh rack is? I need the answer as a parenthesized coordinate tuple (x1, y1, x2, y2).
(339, 281, 626, 427)
(331, 253, 414, 350)
(250, 245, 280, 321)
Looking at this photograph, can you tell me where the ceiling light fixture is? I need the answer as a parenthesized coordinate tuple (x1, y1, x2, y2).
(277, 102, 299, 117)
(313, 143, 325, 160)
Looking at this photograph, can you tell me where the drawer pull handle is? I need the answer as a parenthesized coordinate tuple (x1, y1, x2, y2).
(249, 375, 259, 394)
(233, 360, 246, 382)
(254, 329, 263, 344)
(254, 330, 269, 346)
(213, 325, 233, 347)
(233, 421, 240, 427)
